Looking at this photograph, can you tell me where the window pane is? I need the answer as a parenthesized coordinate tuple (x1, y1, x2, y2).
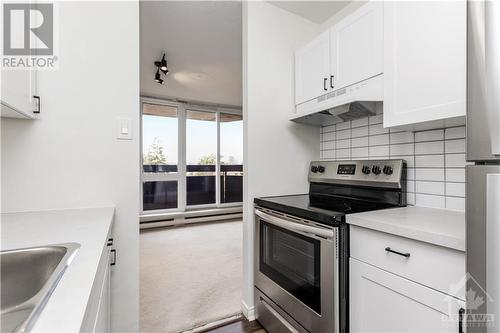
(220, 113, 243, 203)
(143, 181, 178, 210)
(142, 103, 178, 173)
(186, 110, 216, 205)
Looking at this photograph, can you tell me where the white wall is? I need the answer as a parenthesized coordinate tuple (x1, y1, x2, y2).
(0, 2, 140, 332)
(242, 1, 320, 318)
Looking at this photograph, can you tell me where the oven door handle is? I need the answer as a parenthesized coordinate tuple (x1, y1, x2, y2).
(255, 209, 334, 239)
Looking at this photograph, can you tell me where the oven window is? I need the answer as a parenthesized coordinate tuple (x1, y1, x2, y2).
(260, 221, 321, 314)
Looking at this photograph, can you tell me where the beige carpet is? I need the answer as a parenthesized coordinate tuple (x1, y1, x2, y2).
(140, 221, 243, 333)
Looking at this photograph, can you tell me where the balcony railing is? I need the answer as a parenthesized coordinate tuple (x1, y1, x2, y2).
(142, 164, 243, 211)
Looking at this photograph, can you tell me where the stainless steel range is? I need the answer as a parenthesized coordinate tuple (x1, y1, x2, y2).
(254, 159, 407, 333)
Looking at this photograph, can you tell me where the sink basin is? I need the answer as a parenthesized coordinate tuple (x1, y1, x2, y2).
(1, 243, 80, 333)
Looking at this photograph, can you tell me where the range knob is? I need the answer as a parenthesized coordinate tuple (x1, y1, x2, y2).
(362, 165, 371, 174)
(372, 165, 381, 175)
(383, 165, 394, 175)
(318, 166, 325, 173)
(311, 166, 319, 173)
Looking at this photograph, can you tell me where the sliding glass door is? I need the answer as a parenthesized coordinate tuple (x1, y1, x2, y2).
(142, 103, 179, 211)
(141, 98, 242, 213)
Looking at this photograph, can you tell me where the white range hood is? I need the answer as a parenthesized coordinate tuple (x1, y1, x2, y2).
(291, 75, 384, 126)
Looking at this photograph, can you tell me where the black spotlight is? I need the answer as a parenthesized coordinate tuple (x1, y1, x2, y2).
(154, 68, 163, 84)
(160, 54, 168, 75)
(154, 53, 169, 78)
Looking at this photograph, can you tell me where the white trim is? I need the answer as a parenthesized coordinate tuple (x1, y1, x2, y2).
(241, 299, 256, 321)
(182, 313, 242, 333)
(139, 213, 243, 230)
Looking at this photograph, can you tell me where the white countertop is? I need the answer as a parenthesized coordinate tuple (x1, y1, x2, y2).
(347, 206, 465, 252)
(1, 206, 114, 332)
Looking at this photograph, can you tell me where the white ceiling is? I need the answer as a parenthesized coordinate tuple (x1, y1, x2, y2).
(140, 1, 242, 107)
(270, 1, 351, 24)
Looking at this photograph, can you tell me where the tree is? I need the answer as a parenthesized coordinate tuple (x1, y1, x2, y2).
(198, 153, 217, 165)
(143, 138, 167, 164)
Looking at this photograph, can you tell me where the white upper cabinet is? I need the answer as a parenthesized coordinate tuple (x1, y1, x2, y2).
(295, 30, 331, 105)
(330, 1, 383, 91)
(1, 67, 38, 119)
(383, 1, 466, 129)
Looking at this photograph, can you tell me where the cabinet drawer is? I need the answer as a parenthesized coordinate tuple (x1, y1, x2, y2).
(350, 225, 465, 299)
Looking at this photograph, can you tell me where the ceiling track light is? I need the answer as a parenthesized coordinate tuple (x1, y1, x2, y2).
(154, 53, 169, 84)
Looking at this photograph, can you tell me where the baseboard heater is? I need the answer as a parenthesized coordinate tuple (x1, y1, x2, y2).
(140, 206, 242, 230)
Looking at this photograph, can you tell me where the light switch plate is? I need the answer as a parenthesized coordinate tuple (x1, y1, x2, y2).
(116, 117, 132, 140)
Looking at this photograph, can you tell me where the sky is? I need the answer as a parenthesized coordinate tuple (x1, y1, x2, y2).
(142, 115, 243, 165)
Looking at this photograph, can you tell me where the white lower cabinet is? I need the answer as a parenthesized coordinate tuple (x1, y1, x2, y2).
(350, 258, 465, 333)
(81, 235, 113, 333)
(350, 225, 466, 333)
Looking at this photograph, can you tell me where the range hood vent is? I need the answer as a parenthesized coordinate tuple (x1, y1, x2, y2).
(291, 74, 383, 126)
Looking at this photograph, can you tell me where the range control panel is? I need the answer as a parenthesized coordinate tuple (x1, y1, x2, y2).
(308, 159, 406, 189)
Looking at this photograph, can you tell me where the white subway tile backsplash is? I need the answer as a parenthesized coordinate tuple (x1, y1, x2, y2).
(407, 192, 416, 205)
(322, 140, 335, 150)
(415, 141, 444, 155)
(323, 124, 336, 133)
(390, 143, 415, 156)
(390, 132, 414, 144)
(351, 136, 369, 148)
(322, 131, 335, 141)
(416, 181, 445, 196)
(446, 153, 468, 168)
(415, 155, 445, 168)
(446, 197, 465, 211)
(336, 148, 350, 159)
(320, 120, 466, 211)
(369, 145, 390, 157)
(322, 150, 335, 159)
(416, 194, 446, 209)
(352, 126, 369, 138)
(445, 139, 466, 153)
(415, 168, 445, 182)
(336, 129, 351, 140)
(446, 182, 466, 197)
(445, 126, 466, 140)
(352, 118, 369, 128)
(369, 123, 389, 135)
(415, 129, 444, 142)
(336, 139, 350, 149)
(446, 168, 466, 182)
(369, 114, 383, 124)
(352, 147, 369, 158)
(336, 121, 351, 131)
(370, 134, 390, 146)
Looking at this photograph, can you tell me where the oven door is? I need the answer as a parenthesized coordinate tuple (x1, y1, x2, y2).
(254, 208, 338, 333)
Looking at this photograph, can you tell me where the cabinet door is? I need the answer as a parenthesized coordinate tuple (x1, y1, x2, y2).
(330, 1, 383, 91)
(94, 251, 111, 333)
(383, 1, 466, 128)
(295, 30, 330, 105)
(350, 258, 465, 333)
(0, 67, 37, 118)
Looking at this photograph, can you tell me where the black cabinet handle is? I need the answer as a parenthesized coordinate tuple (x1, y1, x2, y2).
(323, 78, 328, 91)
(33, 96, 40, 114)
(385, 247, 410, 258)
(330, 75, 335, 89)
(107, 237, 114, 246)
(459, 308, 465, 333)
(110, 249, 116, 266)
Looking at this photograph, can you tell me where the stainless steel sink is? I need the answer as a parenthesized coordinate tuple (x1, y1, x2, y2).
(1, 243, 80, 333)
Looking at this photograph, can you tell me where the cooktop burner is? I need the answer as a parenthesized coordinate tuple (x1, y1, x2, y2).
(254, 194, 397, 226)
